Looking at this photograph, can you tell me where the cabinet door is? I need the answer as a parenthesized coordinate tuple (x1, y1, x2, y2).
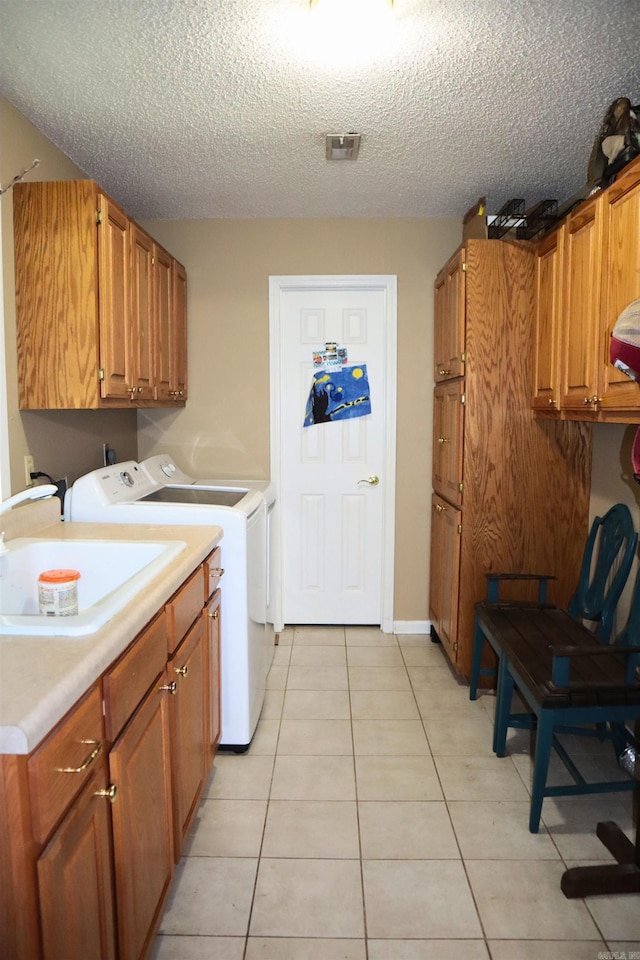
(428, 494, 461, 667)
(170, 616, 209, 858)
(434, 250, 465, 382)
(37, 765, 117, 960)
(532, 227, 563, 414)
(205, 589, 222, 755)
(154, 244, 173, 402)
(109, 683, 174, 960)
(559, 198, 602, 414)
(432, 381, 464, 506)
(171, 259, 188, 401)
(98, 193, 131, 400)
(598, 163, 640, 411)
(130, 224, 155, 400)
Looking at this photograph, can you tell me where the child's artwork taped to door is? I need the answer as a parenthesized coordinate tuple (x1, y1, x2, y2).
(304, 364, 371, 426)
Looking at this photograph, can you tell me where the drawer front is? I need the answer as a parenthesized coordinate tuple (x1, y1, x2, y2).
(166, 565, 203, 654)
(28, 685, 104, 845)
(204, 547, 224, 600)
(104, 612, 168, 742)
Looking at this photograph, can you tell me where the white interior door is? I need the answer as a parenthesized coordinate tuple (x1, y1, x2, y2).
(270, 276, 396, 628)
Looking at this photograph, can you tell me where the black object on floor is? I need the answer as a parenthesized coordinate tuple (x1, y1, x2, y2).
(561, 819, 640, 898)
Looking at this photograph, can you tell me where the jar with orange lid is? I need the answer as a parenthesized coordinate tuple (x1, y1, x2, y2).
(38, 569, 81, 617)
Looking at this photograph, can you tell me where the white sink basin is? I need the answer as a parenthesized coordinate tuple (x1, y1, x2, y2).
(0, 538, 186, 637)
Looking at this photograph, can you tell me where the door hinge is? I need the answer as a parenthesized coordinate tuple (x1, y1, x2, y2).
(96, 211, 102, 225)
(462, 262, 467, 272)
(458, 482, 464, 493)
(461, 352, 466, 362)
(457, 523, 462, 535)
(461, 394, 466, 405)
(152, 256, 155, 266)
(452, 641, 459, 652)
(98, 368, 104, 382)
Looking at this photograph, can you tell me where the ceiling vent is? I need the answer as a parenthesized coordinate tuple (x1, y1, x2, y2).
(325, 133, 361, 160)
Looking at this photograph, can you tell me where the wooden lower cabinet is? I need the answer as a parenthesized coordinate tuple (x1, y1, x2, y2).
(170, 616, 209, 859)
(428, 495, 461, 666)
(206, 589, 222, 754)
(109, 683, 174, 960)
(37, 764, 117, 960)
(1, 550, 223, 960)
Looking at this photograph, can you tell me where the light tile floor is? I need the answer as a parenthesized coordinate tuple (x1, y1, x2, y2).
(152, 626, 640, 960)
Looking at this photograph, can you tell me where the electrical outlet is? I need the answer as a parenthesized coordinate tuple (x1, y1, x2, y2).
(24, 454, 35, 487)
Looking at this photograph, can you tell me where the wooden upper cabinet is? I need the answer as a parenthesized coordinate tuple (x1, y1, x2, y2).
(559, 196, 602, 415)
(14, 180, 101, 409)
(13, 179, 187, 410)
(598, 161, 640, 412)
(532, 226, 563, 414)
(434, 249, 465, 382)
(171, 259, 188, 401)
(98, 193, 131, 400)
(153, 243, 173, 403)
(130, 224, 155, 400)
(533, 156, 640, 422)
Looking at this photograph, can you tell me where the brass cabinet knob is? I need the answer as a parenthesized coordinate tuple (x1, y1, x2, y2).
(209, 609, 220, 620)
(174, 665, 189, 677)
(547, 398, 556, 406)
(95, 784, 118, 803)
(159, 681, 177, 695)
(434, 503, 445, 513)
(439, 368, 450, 376)
(56, 740, 102, 773)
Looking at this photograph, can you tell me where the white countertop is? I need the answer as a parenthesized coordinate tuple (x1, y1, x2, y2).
(0, 519, 223, 755)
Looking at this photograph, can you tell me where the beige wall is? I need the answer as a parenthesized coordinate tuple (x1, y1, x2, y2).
(137, 217, 461, 621)
(1, 97, 138, 493)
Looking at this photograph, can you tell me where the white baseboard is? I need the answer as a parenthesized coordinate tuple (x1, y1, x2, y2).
(392, 620, 431, 635)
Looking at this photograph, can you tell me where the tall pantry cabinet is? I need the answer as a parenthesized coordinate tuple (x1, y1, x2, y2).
(429, 239, 592, 681)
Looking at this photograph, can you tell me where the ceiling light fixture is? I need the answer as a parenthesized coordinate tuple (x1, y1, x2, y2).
(311, 0, 392, 6)
(326, 134, 361, 161)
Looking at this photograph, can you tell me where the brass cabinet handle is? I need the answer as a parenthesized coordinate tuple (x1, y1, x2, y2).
(95, 784, 118, 803)
(56, 740, 102, 774)
(174, 665, 189, 677)
(583, 395, 602, 406)
(159, 681, 177, 695)
(209, 567, 225, 577)
(209, 609, 220, 620)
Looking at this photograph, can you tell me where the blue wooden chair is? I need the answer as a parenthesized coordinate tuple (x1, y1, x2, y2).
(489, 567, 640, 832)
(469, 503, 638, 700)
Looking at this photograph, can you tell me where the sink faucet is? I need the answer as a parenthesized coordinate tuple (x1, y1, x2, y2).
(0, 484, 58, 516)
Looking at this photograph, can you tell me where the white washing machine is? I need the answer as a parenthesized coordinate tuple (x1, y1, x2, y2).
(64, 456, 276, 750)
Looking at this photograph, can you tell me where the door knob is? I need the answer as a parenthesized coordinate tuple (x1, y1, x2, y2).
(358, 475, 379, 486)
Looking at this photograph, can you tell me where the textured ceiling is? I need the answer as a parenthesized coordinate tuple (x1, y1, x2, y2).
(1, 0, 639, 221)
